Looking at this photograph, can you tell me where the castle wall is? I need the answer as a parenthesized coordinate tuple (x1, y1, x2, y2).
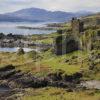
(54, 18, 84, 55)
(54, 35, 80, 55)
(71, 18, 84, 36)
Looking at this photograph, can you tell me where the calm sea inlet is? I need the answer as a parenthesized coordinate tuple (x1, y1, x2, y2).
(0, 22, 56, 52)
(0, 22, 56, 35)
(0, 47, 36, 52)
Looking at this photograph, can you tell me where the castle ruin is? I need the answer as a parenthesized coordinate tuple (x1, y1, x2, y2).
(71, 17, 84, 35)
(54, 17, 84, 55)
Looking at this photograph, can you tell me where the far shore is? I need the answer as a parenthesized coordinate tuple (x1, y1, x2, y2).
(17, 26, 58, 30)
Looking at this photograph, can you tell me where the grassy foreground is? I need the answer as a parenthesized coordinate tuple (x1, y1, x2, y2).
(22, 87, 100, 100)
(0, 50, 100, 100)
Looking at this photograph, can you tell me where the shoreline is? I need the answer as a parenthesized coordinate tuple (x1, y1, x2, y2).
(0, 47, 36, 52)
(17, 26, 58, 30)
(0, 33, 53, 52)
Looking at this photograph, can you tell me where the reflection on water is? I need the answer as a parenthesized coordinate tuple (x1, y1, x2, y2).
(0, 86, 10, 92)
(0, 47, 34, 52)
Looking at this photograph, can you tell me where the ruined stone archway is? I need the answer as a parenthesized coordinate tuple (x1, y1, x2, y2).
(65, 39, 79, 53)
(54, 35, 80, 55)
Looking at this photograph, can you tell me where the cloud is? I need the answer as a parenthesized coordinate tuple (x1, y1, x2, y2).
(0, 0, 100, 14)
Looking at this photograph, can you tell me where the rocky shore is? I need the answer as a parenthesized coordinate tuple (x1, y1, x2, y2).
(0, 65, 100, 99)
(0, 39, 34, 48)
(0, 33, 52, 51)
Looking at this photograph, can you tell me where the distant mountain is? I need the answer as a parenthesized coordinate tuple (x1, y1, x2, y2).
(0, 8, 93, 22)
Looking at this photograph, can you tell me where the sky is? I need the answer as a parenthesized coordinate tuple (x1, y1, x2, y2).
(0, 0, 100, 14)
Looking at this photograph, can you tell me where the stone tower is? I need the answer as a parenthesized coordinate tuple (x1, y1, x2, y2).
(71, 17, 84, 36)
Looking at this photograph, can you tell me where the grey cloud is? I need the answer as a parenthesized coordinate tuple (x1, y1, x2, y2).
(0, 0, 100, 14)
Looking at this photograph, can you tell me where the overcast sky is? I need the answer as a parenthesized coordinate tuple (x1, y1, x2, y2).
(0, 0, 100, 14)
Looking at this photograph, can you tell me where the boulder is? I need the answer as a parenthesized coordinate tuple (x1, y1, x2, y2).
(17, 48, 25, 55)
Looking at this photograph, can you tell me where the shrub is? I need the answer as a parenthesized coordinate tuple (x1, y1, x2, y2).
(17, 48, 25, 55)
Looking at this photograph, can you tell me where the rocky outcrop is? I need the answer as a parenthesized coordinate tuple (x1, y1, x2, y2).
(0, 65, 100, 90)
(0, 39, 33, 48)
(0, 65, 82, 89)
(0, 33, 52, 51)
(0, 33, 33, 48)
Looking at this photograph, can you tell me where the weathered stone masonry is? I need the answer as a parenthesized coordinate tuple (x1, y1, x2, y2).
(54, 18, 84, 55)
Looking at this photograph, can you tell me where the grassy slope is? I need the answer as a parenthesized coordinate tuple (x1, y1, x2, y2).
(82, 13, 100, 19)
(22, 87, 100, 100)
(0, 49, 99, 79)
(0, 47, 100, 100)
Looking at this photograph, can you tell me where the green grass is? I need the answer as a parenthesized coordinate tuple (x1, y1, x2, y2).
(30, 32, 59, 44)
(36, 37, 53, 44)
(21, 87, 100, 100)
(0, 49, 99, 79)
